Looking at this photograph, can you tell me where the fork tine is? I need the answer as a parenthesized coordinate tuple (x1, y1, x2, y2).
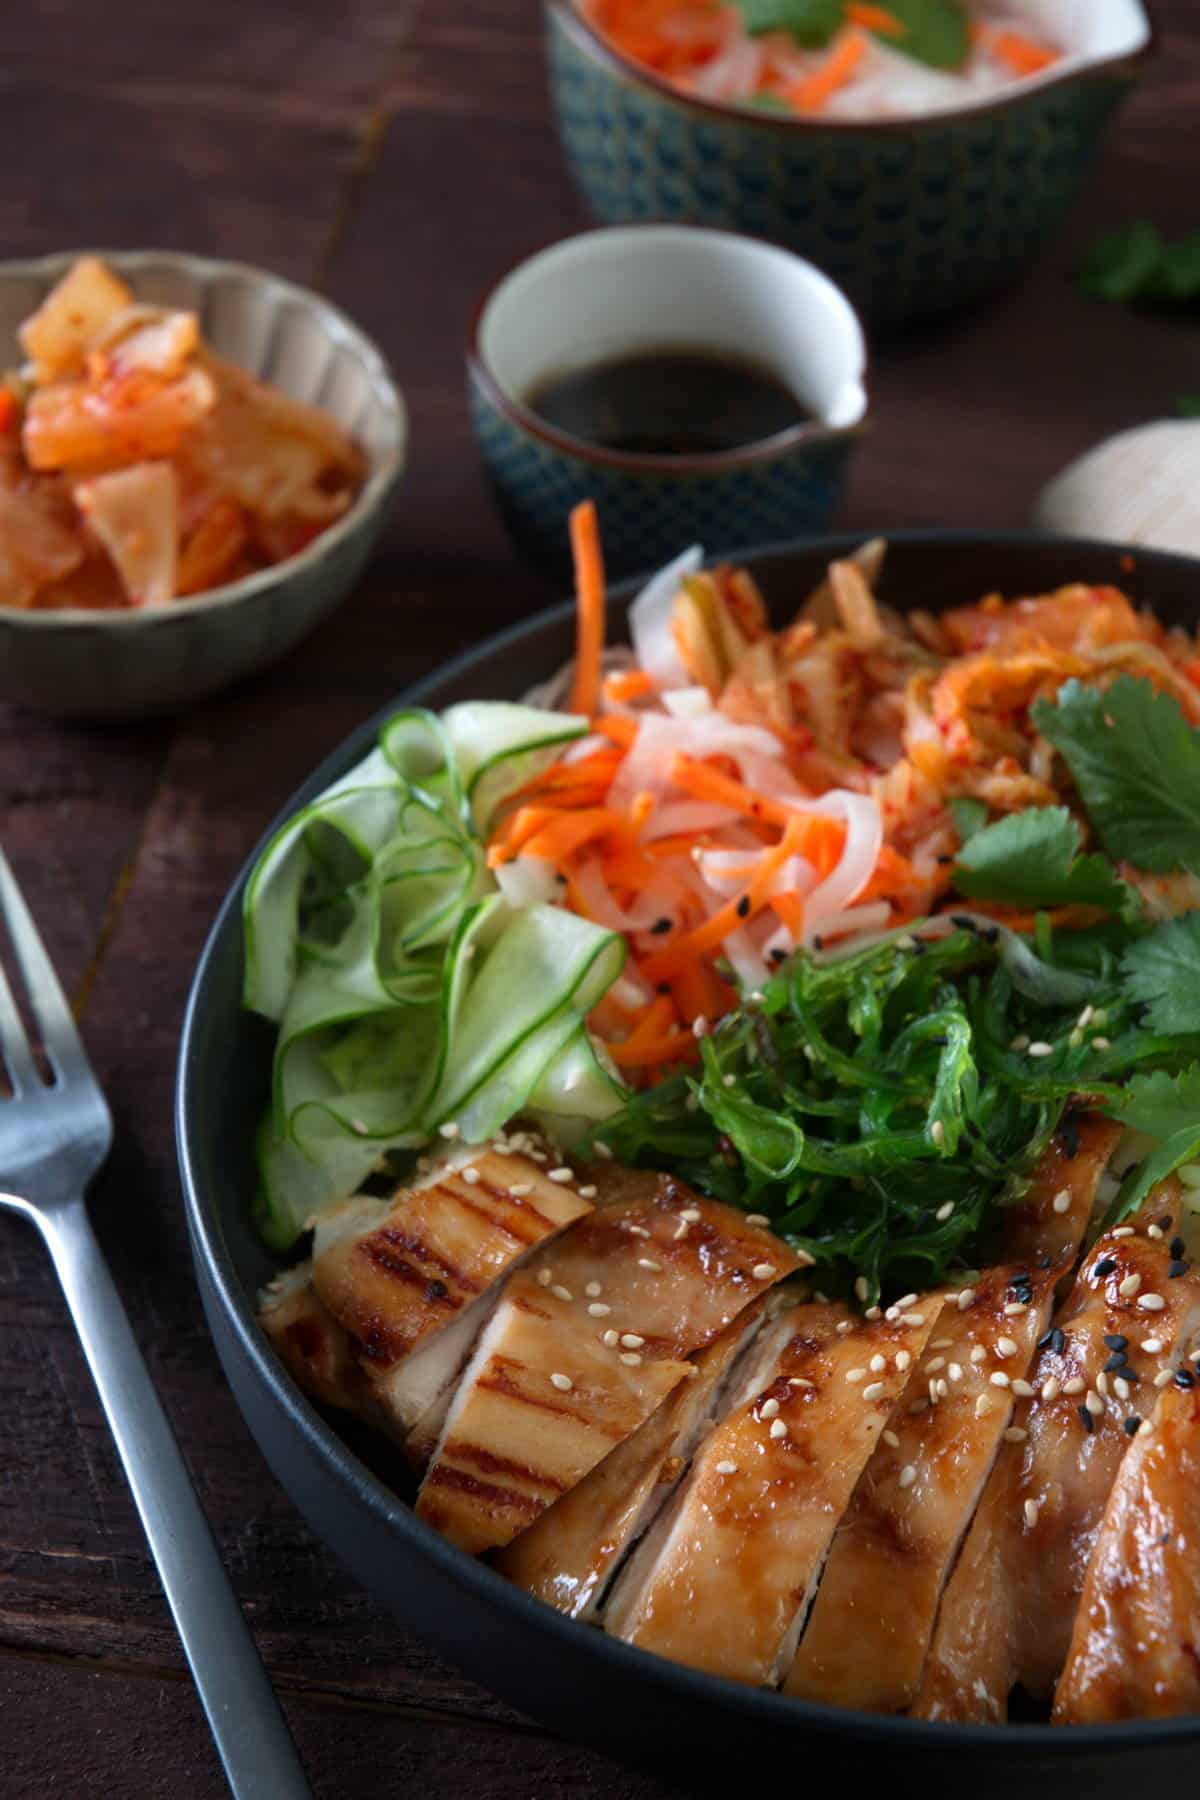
(0, 845, 91, 1082)
(0, 955, 40, 1093)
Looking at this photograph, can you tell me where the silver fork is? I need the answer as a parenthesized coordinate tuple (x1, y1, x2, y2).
(0, 848, 311, 1800)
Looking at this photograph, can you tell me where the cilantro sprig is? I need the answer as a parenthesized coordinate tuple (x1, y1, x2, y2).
(953, 806, 1134, 916)
(732, 0, 969, 69)
(1080, 221, 1200, 307)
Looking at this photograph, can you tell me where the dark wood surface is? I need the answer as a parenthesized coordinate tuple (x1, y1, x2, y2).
(1, 4, 1197, 1794)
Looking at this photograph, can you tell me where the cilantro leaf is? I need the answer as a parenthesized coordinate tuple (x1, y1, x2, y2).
(1031, 676, 1200, 874)
(1120, 914, 1200, 1035)
(734, 0, 841, 45)
(949, 796, 988, 845)
(1101, 1064, 1200, 1221)
(882, 0, 969, 70)
(952, 806, 1131, 914)
(1080, 221, 1200, 307)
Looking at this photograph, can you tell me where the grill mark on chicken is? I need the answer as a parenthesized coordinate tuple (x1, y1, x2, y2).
(419, 1462, 546, 1520)
(917, 1181, 1200, 1722)
(439, 1439, 571, 1492)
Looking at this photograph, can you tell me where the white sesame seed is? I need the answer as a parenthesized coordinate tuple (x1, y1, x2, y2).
(1024, 1498, 1040, 1528)
(885, 1306, 900, 1323)
(870, 1354, 887, 1373)
(1013, 1378, 1037, 1398)
(1010, 1034, 1030, 1051)
(722, 1074, 737, 1088)
(1042, 1377, 1061, 1401)
(578, 1184, 598, 1199)
(621, 1333, 645, 1349)
(1112, 1226, 1135, 1238)
(588, 1302, 611, 1317)
(1077, 1005, 1094, 1030)
(1052, 1189, 1071, 1215)
(1119, 1273, 1141, 1298)
(548, 1167, 575, 1183)
(926, 1357, 946, 1373)
(936, 1378, 950, 1399)
(1154, 1368, 1175, 1389)
(769, 1419, 788, 1440)
(882, 1429, 901, 1448)
(350, 1118, 369, 1135)
(1028, 1042, 1054, 1058)
(1063, 1376, 1085, 1395)
(931, 1337, 954, 1349)
(1114, 1376, 1131, 1400)
(681, 1208, 701, 1223)
(836, 1321, 854, 1336)
(537, 1268, 553, 1287)
(1138, 1419, 1155, 1437)
(602, 1329, 619, 1346)
(1141, 1338, 1164, 1354)
(760, 1398, 781, 1420)
(461, 1166, 480, 1185)
(794, 1250, 817, 1269)
(673, 1223, 690, 1241)
(865, 1305, 882, 1320)
(957, 1289, 976, 1311)
(509, 1182, 533, 1196)
(628, 1224, 651, 1238)
(896, 1293, 919, 1310)
(551, 1284, 574, 1302)
(996, 1337, 1018, 1359)
(846, 1367, 867, 1384)
(895, 1350, 912, 1372)
(620, 1352, 643, 1367)
(990, 1371, 1011, 1389)
(1085, 1390, 1103, 1416)
(715, 1460, 738, 1475)
(1138, 1293, 1166, 1312)
(585, 1281, 602, 1297)
(970, 1346, 987, 1365)
(898, 1464, 917, 1489)
(752, 1263, 777, 1281)
(936, 1201, 955, 1221)
(1003, 1302, 1028, 1316)
(745, 1213, 769, 1226)
(862, 1382, 887, 1402)
(692, 1015, 710, 1039)
(948, 1362, 964, 1382)
(438, 1121, 461, 1139)
(909, 1399, 929, 1415)
(1096, 1371, 1109, 1396)
(855, 1276, 871, 1303)
(928, 1379, 940, 1404)
(1004, 1427, 1027, 1443)
(550, 1372, 573, 1392)
(975, 1393, 995, 1417)
(930, 1120, 946, 1148)
(1147, 1224, 1164, 1240)
(638, 1258, 662, 1272)
(902, 1312, 926, 1327)
(790, 1377, 815, 1390)
(594, 1140, 614, 1160)
(1092, 1036, 1112, 1052)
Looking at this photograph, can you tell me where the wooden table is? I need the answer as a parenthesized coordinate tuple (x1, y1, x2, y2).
(1, 4, 1196, 1793)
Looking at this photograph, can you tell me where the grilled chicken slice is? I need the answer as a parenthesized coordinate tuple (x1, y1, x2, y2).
(785, 1262, 1060, 1711)
(1054, 1368, 1200, 1722)
(785, 1115, 1119, 1713)
(310, 1146, 594, 1433)
(258, 1265, 388, 1429)
(415, 1179, 800, 1555)
(494, 1296, 773, 1620)
(917, 1184, 1200, 1722)
(606, 1298, 941, 1686)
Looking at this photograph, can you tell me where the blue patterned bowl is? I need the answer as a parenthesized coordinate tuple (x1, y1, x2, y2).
(467, 225, 867, 581)
(546, 0, 1153, 330)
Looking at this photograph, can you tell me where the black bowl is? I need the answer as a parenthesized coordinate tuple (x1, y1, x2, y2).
(178, 531, 1200, 1795)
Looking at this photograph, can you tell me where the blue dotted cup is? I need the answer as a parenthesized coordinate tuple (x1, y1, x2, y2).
(467, 225, 868, 582)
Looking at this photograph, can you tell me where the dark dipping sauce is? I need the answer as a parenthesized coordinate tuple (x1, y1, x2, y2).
(524, 348, 811, 457)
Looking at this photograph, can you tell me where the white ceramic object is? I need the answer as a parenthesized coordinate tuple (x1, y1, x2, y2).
(1035, 420, 1200, 559)
(477, 225, 868, 432)
(0, 250, 407, 721)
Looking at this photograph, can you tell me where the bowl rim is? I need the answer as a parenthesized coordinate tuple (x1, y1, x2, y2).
(545, 0, 1156, 136)
(467, 224, 869, 476)
(0, 247, 407, 632)
(178, 525, 1200, 1755)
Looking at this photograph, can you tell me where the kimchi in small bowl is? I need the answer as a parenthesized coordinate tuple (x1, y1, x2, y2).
(0, 250, 406, 720)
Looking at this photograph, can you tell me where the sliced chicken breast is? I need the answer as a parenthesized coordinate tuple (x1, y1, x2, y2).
(311, 1145, 594, 1432)
(494, 1296, 773, 1620)
(917, 1183, 1200, 1721)
(258, 1264, 387, 1429)
(1054, 1365, 1200, 1722)
(605, 1298, 941, 1686)
(785, 1115, 1119, 1713)
(415, 1181, 800, 1555)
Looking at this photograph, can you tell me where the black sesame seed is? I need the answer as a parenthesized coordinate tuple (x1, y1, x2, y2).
(813, 934, 824, 950)
(1057, 1112, 1081, 1159)
(1159, 1215, 1174, 1232)
(936, 854, 953, 865)
(949, 915, 976, 932)
(736, 896, 751, 919)
(1176, 1368, 1196, 1389)
(1094, 1257, 1117, 1279)
(656, 983, 671, 996)
(769, 948, 786, 965)
(1121, 1368, 1140, 1386)
(1103, 1353, 1128, 1374)
(1038, 1253, 1052, 1270)
(1124, 1415, 1142, 1435)
(1078, 1405, 1095, 1433)
(1170, 1260, 1189, 1279)
(981, 926, 999, 945)
(911, 939, 928, 956)
(649, 917, 673, 936)
(1171, 1236, 1187, 1261)
(928, 1036, 948, 1047)
(1104, 1334, 1129, 1351)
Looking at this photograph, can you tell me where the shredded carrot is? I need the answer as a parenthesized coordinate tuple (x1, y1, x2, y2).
(640, 816, 810, 983)
(0, 389, 18, 433)
(845, 3, 904, 38)
(787, 29, 868, 114)
(671, 754, 798, 828)
(606, 1028, 698, 1070)
(568, 501, 606, 717)
(986, 29, 1058, 76)
(594, 714, 638, 749)
(603, 668, 655, 704)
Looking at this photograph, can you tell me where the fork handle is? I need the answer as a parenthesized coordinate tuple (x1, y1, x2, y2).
(37, 1196, 312, 1800)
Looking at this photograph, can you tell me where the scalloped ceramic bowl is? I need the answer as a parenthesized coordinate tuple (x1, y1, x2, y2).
(0, 251, 406, 721)
(546, 0, 1154, 329)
